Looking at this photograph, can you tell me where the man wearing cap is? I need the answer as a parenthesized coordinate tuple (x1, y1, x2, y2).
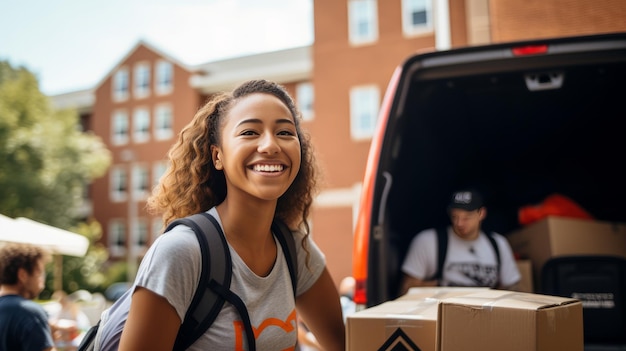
(400, 190, 520, 294)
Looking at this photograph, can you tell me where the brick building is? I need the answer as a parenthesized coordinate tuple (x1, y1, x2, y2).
(52, 0, 626, 286)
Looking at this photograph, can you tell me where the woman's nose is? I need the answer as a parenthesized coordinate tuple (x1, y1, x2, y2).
(258, 133, 280, 154)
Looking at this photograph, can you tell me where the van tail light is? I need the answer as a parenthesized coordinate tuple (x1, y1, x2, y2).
(512, 44, 548, 56)
(353, 279, 368, 309)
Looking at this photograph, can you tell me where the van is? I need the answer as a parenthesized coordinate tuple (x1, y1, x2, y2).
(352, 32, 626, 309)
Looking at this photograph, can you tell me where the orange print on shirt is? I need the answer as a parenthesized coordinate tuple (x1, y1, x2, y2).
(233, 309, 298, 351)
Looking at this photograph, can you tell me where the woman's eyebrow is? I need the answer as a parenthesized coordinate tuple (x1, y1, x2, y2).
(236, 118, 295, 127)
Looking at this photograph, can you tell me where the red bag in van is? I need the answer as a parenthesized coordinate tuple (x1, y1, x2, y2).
(518, 193, 594, 225)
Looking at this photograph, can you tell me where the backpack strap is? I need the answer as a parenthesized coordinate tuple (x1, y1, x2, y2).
(485, 231, 501, 286)
(432, 227, 449, 282)
(169, 212, 231, 351)
(272, 219, 298, 296)
(208, 279, 257, 351)
(433, 226, 502, 287)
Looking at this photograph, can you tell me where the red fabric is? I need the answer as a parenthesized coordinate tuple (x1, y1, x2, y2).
(518, 193, 594, 225)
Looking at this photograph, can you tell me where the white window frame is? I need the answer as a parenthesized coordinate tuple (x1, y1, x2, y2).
(110, 166, 128, 202)
(134, 62, 151, 99)
(154, 104, 174, 140)
(132, 164, 150, 200)
(133, 218, 149, 253)
(155, 60, 173, 95)
(348, 0, 378, 45)
(350, 85, 380, 140)
(133, 107, 150, 143)
(296, 82, 314, 121)
(111, 110, 129, 146)
(113, 68, 129, 102)
(402, 0, 434, 36)
(108, 220, 126, 257)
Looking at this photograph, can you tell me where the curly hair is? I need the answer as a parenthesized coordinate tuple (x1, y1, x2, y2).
(146, 79, 319, 237)
(0, 243, 50, 285)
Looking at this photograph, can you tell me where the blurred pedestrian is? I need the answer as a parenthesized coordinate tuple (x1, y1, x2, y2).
(0, 242, 56, 351)
(49, 290, 91, 351)
(339, 276, 356, 322)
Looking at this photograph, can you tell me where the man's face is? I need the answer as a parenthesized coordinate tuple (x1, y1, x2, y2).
(20, 259, 46, 299)
(449, 208, 485, 240)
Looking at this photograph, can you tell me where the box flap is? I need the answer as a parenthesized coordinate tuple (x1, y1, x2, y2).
(349, 298, 439, 321)
(441, 289, 578, 310)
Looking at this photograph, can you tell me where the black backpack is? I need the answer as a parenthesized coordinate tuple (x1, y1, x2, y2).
(431, 227, 501, 286)
(78, 212, 297, 351)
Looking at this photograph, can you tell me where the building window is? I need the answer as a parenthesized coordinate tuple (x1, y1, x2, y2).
(134, 62, 151, 99)
(402, 0, 433, 36)
(113, 68, 129, 101)
(153, 161, 168, 188)
(133, 219, 149, 252)
(154, 104, 174, 140)
(296, 82, 314, 121)
(350, 85, 380, 140)
(155, 60, 173, 95)
(108, 220, 126, 257)
(348, 0, 378, 45)
(110, 167, 128, 202)
(133, 107, 150, 143)
(112, 111, 129, 145)
(132, 164, 150, 200)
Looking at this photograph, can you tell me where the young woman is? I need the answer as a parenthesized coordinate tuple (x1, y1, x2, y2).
(108, 80, 345, 350)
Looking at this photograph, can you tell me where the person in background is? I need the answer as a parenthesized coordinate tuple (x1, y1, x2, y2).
(400, 190, 520, 294)
(0, 242, 56, 351)
(98, 79, 345, 351)
(339, 276, 356, 322)
(49, 290, 91, 351)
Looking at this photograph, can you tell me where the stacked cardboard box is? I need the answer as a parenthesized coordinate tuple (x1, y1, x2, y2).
(437, 289, 583, 351)
(515, 259, 533, 293)
(346, 288, 583, 351)
(507, 216, 626, 287)
(346, 287, 486, 351)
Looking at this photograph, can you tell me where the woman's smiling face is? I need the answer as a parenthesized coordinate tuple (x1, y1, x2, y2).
(212, 92, 301, 202)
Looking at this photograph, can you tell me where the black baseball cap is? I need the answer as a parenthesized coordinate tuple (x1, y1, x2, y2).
(448, 190, 484, 211)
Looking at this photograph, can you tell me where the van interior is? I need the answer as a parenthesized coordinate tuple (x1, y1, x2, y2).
(379, 47, 626, 301)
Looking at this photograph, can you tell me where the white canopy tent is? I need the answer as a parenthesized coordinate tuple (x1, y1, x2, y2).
(0, 214, 90, 290)
(0, 214, 89, 257)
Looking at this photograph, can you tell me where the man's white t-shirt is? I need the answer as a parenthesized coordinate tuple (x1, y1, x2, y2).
(401, 227, 520, 288)
(98, 207, 326, 351)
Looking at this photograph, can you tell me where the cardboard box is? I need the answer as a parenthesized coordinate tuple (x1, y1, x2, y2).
(515, 259, 534, 293)
(346, 288, 487, 351)
(396, 287, 489, 301)
(507, 216, 626, 284)
(437, 290, 583, 351)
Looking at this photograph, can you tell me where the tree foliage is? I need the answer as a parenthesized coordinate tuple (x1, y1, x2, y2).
(0, 60, 115, 293)
(0, 60, 110, 227)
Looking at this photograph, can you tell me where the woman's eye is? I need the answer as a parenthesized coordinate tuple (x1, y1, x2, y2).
(240, 130, 257, 136)
(278, 129, 296, 136)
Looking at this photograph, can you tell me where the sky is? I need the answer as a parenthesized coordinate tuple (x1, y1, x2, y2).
(0, 0, 314, 96)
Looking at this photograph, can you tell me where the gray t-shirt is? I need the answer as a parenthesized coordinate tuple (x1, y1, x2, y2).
(98, 208, 325, 350)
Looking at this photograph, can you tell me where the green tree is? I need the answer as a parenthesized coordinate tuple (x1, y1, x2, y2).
(0, 60, 113, 293)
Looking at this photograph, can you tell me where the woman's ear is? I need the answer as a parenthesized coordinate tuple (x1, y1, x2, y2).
(211, 145, 223, 170)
